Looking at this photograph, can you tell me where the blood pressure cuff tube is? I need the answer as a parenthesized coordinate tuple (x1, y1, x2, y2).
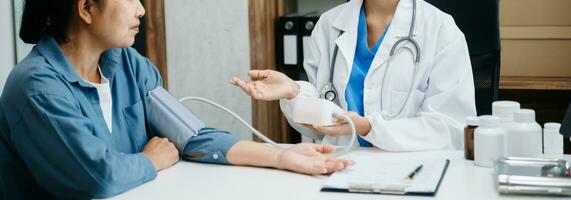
(147, 87, 206, 153)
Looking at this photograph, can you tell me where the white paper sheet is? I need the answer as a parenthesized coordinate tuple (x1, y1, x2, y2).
(324, 151, 448, 193)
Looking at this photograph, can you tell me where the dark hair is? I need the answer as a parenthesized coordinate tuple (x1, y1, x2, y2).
(19, 0, 104, 44)
(19, 0, 74, 44)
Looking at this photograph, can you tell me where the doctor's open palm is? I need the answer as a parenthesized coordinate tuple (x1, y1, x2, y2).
(230, 70, 299, 100)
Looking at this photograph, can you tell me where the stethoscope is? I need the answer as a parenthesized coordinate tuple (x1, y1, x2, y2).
(320, 0, 421, 120)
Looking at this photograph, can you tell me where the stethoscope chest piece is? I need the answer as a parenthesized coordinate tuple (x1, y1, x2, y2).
(325, 90, 337, 102)
(320, 83, 338, 102)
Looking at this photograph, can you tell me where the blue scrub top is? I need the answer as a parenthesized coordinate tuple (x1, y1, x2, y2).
(345, 6, 390, 147)
(0, 35, 239, 199)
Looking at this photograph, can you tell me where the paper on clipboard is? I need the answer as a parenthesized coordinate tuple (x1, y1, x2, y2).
(322, 151, 450, 196)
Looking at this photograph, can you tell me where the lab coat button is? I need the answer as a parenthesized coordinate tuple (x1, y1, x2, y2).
(213, 153, 219, 160)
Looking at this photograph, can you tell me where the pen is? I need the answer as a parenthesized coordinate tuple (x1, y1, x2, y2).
(405, 164, 423, 181)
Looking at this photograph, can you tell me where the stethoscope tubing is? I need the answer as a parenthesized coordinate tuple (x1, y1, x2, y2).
(321, 0, 420, 120)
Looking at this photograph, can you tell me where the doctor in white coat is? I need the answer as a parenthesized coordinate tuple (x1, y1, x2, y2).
(232, 0, 476, 151)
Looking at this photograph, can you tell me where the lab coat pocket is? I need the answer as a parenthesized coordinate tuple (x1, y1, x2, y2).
(390, 89, 426, 117)
(123, 100, 148, 151)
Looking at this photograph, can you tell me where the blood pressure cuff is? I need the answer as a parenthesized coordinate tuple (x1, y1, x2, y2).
(147, 87, 206, 153)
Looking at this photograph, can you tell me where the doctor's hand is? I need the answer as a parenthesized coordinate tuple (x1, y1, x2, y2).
(142, 137, 179, 171)
(276, 143, 354, 174)
(230, 70, 300, 100)
(305, 112, 372, 137)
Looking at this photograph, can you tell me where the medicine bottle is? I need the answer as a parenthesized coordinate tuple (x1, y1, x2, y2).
(505, 109, 542, 157)
(475, 115, 506, 168)
(464, 117, 478, 160)
(543, 122, 563, 158)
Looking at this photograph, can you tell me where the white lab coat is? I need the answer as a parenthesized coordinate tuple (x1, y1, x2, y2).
(280, 0, 477, 151)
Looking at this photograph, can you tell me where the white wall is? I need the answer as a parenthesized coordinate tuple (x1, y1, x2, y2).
(1, 0, 16, 95)
(13, 0, 33, 62)
(164, 0, 252, 140)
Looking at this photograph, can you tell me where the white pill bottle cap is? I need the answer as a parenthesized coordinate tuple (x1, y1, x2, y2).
(492, 101, 520, 122)
(544, 123, 561, 134)
(514, 109, 535, 123)
(466, 116, 479, 126)
(479, 115, 501, 128)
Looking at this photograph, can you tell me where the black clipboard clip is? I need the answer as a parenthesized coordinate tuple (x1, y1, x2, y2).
(348, 183, 408, 195)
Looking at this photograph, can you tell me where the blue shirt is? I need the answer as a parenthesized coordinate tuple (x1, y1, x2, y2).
(345, 6, 389, 147)
(0, 35, 239, 199)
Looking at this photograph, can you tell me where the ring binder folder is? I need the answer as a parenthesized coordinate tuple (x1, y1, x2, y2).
(299, 15, 319, 66)
(276, 13, 320, 69)
(276, 15, 301, 68)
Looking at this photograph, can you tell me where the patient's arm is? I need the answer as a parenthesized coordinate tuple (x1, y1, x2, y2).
(182, 127, 353, 175)
(227, 141, 354, 175)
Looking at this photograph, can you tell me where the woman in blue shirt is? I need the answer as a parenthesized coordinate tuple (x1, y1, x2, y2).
(0, 0, 353, 199)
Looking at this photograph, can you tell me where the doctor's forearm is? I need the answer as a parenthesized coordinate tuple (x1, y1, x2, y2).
(226, 141, 282, 169)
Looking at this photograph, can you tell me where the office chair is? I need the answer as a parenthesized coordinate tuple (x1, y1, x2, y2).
(562, 102, 571, 138)
(425, 0, 501, 115)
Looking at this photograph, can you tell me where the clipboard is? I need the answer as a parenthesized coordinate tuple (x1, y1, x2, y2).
(321, 155, 450, 196)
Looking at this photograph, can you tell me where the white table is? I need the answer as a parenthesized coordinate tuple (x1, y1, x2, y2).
(111, 149, 569, 200)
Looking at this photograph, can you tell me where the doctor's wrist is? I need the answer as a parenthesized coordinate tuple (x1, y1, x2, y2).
(286, 81, 300, 100)
(356, 116, 372, 136)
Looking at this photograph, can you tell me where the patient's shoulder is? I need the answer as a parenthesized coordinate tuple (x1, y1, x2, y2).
(6, 49, 72, 98)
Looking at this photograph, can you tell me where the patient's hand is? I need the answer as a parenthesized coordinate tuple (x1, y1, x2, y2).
(142, 137, 179, 171)
(230, 70, 299, 100)
(276, 143, 354, 174)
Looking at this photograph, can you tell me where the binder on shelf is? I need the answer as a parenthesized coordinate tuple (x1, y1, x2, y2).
(276, 13, 320, 69)
(299, 14, 319, 66)
(276, 14, 302, 68)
